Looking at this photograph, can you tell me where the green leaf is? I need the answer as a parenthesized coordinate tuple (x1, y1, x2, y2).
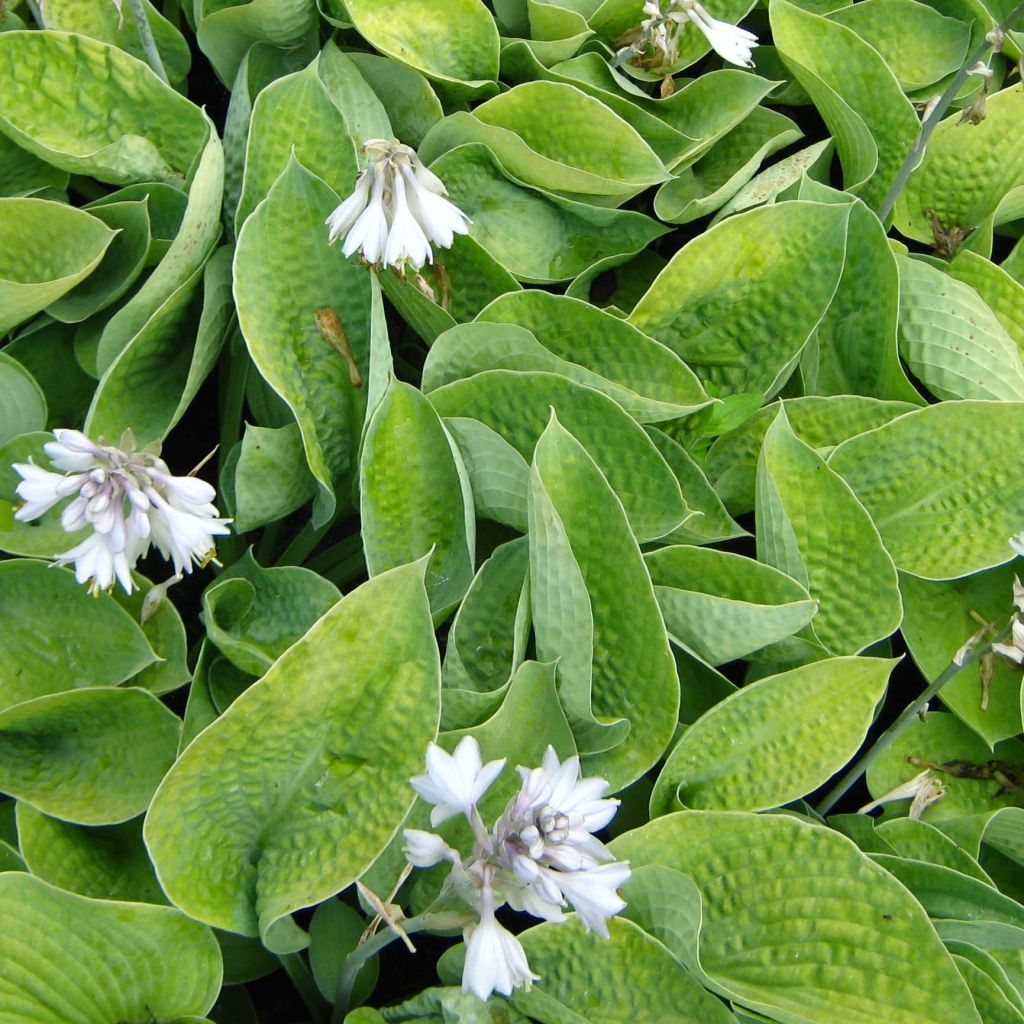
(612, 811, 982, 1024)
(144, 559, 440, 946)
(645, 545, 817, 666)
(948, 249, 1024, 352)
(234, 156, 371, 526)
(652, 657, 893, 814)
(15, 803, 166, 903)
(347, 52, 443, 148)
(343, 0, 500, 93)
(309, 899, 379, 1005)
(429, 370, 688, 542)
(0, 198, 114, 335)
(896, 255, 1024, 401)
(952, 954, 1024, 1024)
(529, 415, 678, 790)
(828, 400, 1024, 580)
(513, 916, 738, 1024)
(427, 143, 666, 283)
(0, 30, 209, 184)
(757, 409, 902, 654)
(0, 559, 156, 712)
(0, 873, 222, 1022)
(0, 132, 69, 197)
(628, 201, 850, 397)
(475, 290, 710, 421)
(896, 85, 1024, 244)
(877, 816, 995, 882)
(0, 686, 179, 825)
(770, 0, 919, 207)
(0, 354, 46, 445)
(361, 380, 475, 619)
(233, 423, 318, 531)
(202, 549, 340, 677)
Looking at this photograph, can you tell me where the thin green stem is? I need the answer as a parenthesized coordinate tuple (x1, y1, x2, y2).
(124, 0, 170, 83)
(815, 628, 1009, 816)
(276, 517, 333, 566)
(255, 518, 284, 565)
(876, 2, 1024, 224)
(218, 327, 248, 479)
(330, 911, 473, 1024)
(279, 952, 331, 1024)
(23, 0, 44, 26)
(304, 533, 364, 578)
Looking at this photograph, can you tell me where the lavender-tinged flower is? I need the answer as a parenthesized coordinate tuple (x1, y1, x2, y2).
(325, 139, 470, 271)
(12, 429, 230, 595)
(410, 736, 506, 827)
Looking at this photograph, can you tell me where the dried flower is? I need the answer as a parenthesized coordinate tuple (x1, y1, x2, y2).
(858, 769, 947, 819)
(625, 0, 757, 69)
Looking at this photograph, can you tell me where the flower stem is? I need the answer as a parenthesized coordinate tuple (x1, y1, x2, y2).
(125, 0, 170, 84)
(330, 911, 473, 1024)
(278, 952, 331, 1024)
(876, 1, 1024, 224)
(815, 629, 1009, 816)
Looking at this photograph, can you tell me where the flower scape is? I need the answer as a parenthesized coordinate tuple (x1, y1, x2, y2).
(1, 1, 1024, 1024)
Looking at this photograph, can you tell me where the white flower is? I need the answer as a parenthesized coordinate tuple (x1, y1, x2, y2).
(410, 736, 506, 826)
(858, 769, 947, 819)
(403, 829, 458, 869)
(325, 138, 470, 271)
(548, 861, 631, 938)
(12, 429, 230, 595)
(681, 0, 758, 67)
(462, 882, 538, 1001)
(631, 0, 757, 69)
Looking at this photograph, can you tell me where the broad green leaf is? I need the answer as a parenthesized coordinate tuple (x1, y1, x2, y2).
(900, 566, 1023, 746)
(202, 549, 340, 676)
(428, 369, 687, 542)
(628, 201, 850, 397)
(645, 545, 816, 666)
(948, 249, 1024, 353)
(4, 323, 91, 429)
(513, 916, 737, 1024)
(43, 0, 192, 84)
(947, 940, 1024, 1018)
(652, 657, 893, 814)
(427, 143, 666, 282)
(529, 416, 678, 789)
(475, 290, 711, 421)
(234, 157, 371, 526)
(233, 423, 317, 531)
(361, 380, 475, 619)
(309, 899, 379, 1005)
(15, 803, 166, 903)
(347, 52, 444, 147)
(612, 811, 982, 1024)
(0, 133, 69, 197)
(420, 82, 668, 201)
(828, 400, 1024, 579)
(896, 85, 1024, 244)
(867, 712, 1024, 820)
(144, 560, 440, 946)
(770, 0, 918, 207)
(0, 686, 179, 825)
(0, 559, 156, 712)
(0, 354, 46, 445)
(0, 31, 209, 184)
(878, 816, 995, 882)
(829, 0, 970, 90)
(953, 954, 1024, 1024)
(757, 410, 902, 654)
(896, 255, 1024, 401)
(0, 872, 222, 1022)
(343, 0, 500, 92)
(0, 198, 114, 335)
(706, 395, 918, 516)
(937, 920, 1024, 1008)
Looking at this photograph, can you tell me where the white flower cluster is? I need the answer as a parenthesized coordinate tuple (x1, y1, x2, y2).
(13, 429, 230, 595)
(326, 139, 471, 271)
(404, 737, 630, 1002)
(633, 0, 758, 69)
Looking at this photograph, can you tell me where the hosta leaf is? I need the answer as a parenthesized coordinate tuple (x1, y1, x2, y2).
(896, 255, 1024, 401)
(144, 560, 440, 947)
(529, 415, 678, 790)
(953, 954, 1024, 1024)
(613, 811, 982, 1024)
(0, 354, 46, 445)
(234, 156, 371, 526)
(757, 410, 902, 654)
(628, 201, 850, 397)
(428, 370, 687, 541)
(828, 400, 1024, 579)
(0, 873, 222, 1023)
(0, 133, 69, 198)
(347, 51, 443, 147)
(361, 380, 475, 619)
(651, 657, 893, 814)
(948, 249, 1024, 352)
(895, 85, 1024, 244)
(0, 687, 179, 825)
(0, 198, 114, 336)
(877, 816, 995, 882)
(15, 804, 166, 903)
(513, 916, 737, 1024)
(0, 559, 156, 712)
(645, 545, 816, 666)
(770, 0, 918, 208)
(0, 31, 208, 184)
(233, 423, 318, 532)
